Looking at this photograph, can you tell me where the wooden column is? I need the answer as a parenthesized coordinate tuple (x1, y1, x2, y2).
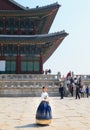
(1, 44, 4, 57)
(3, 17, 5, 34)
(0, 44, 5, 61)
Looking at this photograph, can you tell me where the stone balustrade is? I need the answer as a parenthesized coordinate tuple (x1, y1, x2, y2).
(0, 74, 61, 97)
(0, 74, 90, 97)
(0, 74, 59, 81)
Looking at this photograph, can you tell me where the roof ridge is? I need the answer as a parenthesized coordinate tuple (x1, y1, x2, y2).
(28, 2, 60, 10)
(0, 1, 60, 11)
(35, 2, 60, 8)
(9, 0, 26, 10)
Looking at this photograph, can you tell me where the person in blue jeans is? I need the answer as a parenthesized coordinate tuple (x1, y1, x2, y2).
(86, 86, 89, 98)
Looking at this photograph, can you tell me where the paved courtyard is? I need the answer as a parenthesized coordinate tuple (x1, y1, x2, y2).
(0, 97, 90, 130)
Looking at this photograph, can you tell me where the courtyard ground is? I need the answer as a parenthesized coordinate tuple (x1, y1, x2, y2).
(0, 97, 90, 130)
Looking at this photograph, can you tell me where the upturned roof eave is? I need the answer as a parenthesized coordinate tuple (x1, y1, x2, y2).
(0, 31, 68, 63)
(0, 31, 68, 43)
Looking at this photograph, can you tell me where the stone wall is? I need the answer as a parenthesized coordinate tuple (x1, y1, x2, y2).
(0, 86, 60, 97)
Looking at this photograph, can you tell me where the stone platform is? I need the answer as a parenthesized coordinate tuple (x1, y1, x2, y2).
(0, 97, 90, 130)
(0, 74, 61, 97)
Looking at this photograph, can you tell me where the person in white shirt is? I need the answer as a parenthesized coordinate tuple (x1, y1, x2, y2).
(41, 86, 49, 102)
(36, 86, 52, 125)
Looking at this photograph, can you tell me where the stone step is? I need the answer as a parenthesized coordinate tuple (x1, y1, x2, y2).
(0, 86, 60, 97)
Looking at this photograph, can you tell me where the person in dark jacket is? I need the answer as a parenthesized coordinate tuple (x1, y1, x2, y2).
(75, 83, 80, 99)
(59, 83, 64, 99)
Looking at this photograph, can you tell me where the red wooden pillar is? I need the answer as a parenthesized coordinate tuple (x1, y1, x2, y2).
(0, 44, 5, 60)
(3, 17, 5, 34)
(16, 44, 21, 74)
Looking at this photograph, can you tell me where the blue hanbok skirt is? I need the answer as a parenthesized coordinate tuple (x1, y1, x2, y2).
(36, 101, 52, 125)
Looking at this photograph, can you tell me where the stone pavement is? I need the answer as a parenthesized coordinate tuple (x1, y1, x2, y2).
(0, 97, 90, 130)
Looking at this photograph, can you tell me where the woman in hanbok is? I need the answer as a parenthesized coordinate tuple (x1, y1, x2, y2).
(36, 86, 52, 125)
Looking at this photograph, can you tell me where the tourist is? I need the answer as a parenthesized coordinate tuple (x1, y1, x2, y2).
(45, 69, 48, 75)
(79, 86, 84, 97)
(66, 71, 71, 80)
(85, 86, 89, 98)
(48, 69, 51, 74)
(36, 86, 52, 125)
(59, 83, 64, 99)
(69, 83, 74, 97)
(75, 83, 80, 99)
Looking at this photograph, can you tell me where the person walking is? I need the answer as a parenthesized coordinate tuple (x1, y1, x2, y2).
(80, 86, 84, 97)
(85, 86, 89, 98)
(59, 83, 64, 99)
(69, 83, 74, 97)
(75, 83, 80, 99)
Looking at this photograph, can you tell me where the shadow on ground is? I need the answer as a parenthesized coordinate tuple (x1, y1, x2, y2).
(15, 123, 49, 128)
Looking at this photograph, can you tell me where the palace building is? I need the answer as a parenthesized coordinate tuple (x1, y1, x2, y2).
(0, 0, 68, 74)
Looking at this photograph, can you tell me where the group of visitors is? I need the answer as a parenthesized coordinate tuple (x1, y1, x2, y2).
(59, 71, 89, 99)
(35, 71, 90, 126)
(35, 80, 89, 125)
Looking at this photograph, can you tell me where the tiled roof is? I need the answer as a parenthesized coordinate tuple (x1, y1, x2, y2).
(0, 31, 68, 43)
(0, 31, 68, 63)
(9, 1, 60, 11)
(28, 2, 60, 10)
(0, 2, 60, 13)
(9, 0, 26, 10)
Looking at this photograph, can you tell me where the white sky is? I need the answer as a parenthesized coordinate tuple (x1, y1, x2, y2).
(1, 0, 90, 76)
